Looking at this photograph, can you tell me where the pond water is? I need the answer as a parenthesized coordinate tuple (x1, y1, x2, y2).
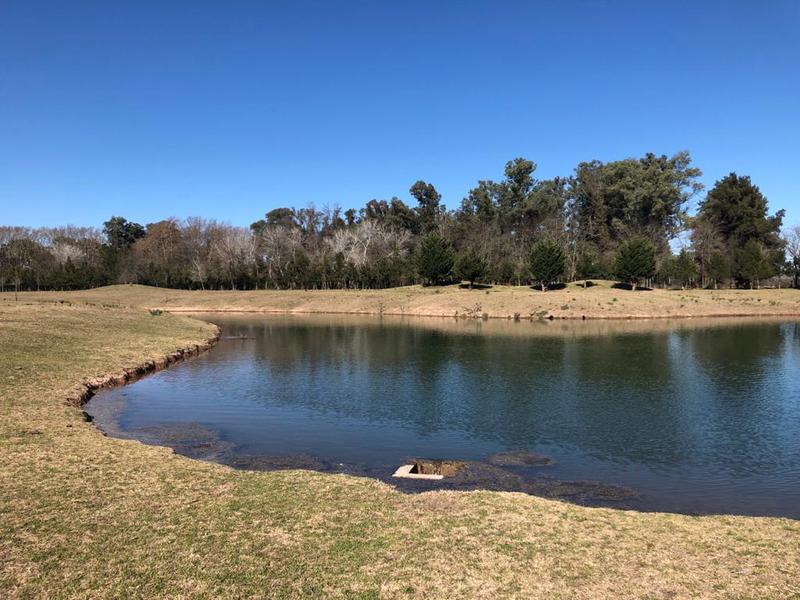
(86, 314, 800, 518)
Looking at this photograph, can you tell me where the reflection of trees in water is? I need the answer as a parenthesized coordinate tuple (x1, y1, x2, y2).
(685, 323, 794, 476)
(201, 317, 798, 474)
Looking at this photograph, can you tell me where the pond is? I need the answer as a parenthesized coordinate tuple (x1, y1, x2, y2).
(86, 314, 800, 518)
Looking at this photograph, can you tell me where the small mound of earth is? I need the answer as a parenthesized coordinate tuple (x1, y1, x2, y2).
(487, 450, 554, 467)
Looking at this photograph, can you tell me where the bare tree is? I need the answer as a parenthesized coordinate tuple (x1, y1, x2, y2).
(213, 225, 255, 290)
(784, 225, 800, 289)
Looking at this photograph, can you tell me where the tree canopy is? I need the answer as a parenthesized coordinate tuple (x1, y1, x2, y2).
(1, 152, 795, 293)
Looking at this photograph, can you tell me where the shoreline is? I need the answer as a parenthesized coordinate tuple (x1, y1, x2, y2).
(4, 282, 800, 322)
(65, 325, 221, 409)
(166, 307, 800, 321)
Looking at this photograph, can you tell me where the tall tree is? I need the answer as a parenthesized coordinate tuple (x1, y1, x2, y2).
(409, 181, 442, 232)
(132, 219, 186, 287)
(571, 151, 703, 255)
(103, 216, 145, 250)
(102, 216, 145, 282)
(782, 225, 800, 288)
(696, 173, 784, 253)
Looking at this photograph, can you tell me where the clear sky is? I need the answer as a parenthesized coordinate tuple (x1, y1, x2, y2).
(1, 0, 798, 229)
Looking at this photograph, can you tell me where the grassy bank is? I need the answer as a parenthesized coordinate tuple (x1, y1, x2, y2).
(3, 280, 800, 320)
(2, 302, 799, 598)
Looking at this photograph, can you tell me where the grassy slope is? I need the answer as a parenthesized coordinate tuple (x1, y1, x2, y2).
(3, 281, 800, 319)
(1, 302, 799, 598)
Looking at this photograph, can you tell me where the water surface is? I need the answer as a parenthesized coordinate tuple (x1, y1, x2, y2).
(87, 314, 800, 517)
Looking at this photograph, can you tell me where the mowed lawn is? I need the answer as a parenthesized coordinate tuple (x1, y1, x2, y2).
(1, 301, 800, 599)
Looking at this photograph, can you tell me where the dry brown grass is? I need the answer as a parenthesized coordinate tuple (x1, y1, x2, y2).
(3, 280, 800, 320)
(2, 301, 800, 599)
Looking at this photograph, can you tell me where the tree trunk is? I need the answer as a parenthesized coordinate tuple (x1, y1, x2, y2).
(541, 282, 546, 292)
(632, 282, 637, 292)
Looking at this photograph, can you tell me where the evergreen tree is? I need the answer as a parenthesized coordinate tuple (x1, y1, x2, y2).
(696, 173, 784, 254)
(454, 248, 487, 288)
(672, 249, 698, 289)
(706, 252, 731, 289)
(614, 237, 656, 291)
(416, 233, 454, 285)
(410, 181, 443, 232)
(575, 248, 605, 287)
(527, 239, 565, 291)
(492, 259, 516, 285)
(736, 240, 772, 289)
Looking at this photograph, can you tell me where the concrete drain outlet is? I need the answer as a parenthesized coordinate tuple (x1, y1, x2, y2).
(392, 460, 466, 480)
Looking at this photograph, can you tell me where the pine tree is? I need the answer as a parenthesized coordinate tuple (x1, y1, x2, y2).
(528, 239, 565, 291)
(614, 237, 656, 291)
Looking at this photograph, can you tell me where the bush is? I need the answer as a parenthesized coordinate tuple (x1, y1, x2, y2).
(416, 233, 454, 285)
(528, 239, 565, 291)
(454, 248, 487, 288)
(614, 237, 656, 291)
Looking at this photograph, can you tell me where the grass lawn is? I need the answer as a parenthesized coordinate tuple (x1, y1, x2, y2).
(2, 281, 800, 320)
(2, 299, 800, 598)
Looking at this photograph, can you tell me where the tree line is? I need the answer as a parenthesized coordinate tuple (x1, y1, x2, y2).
(2, 152, 799, 294)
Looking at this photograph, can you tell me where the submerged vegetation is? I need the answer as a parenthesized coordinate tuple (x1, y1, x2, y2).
(2, 153, 798, 294)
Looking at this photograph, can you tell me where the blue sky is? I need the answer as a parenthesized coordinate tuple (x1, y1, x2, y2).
(1, 1, 798, 229)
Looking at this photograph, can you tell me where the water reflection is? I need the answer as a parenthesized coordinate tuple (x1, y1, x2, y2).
(87, 314, 800, 517)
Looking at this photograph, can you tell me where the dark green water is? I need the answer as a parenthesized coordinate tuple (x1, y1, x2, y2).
(87, 315, 800, 517)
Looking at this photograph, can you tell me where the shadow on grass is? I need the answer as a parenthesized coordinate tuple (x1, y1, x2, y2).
(528, 283, 568, 292)
(611, 282, 653, 291)
(458, 283, 493, 290)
